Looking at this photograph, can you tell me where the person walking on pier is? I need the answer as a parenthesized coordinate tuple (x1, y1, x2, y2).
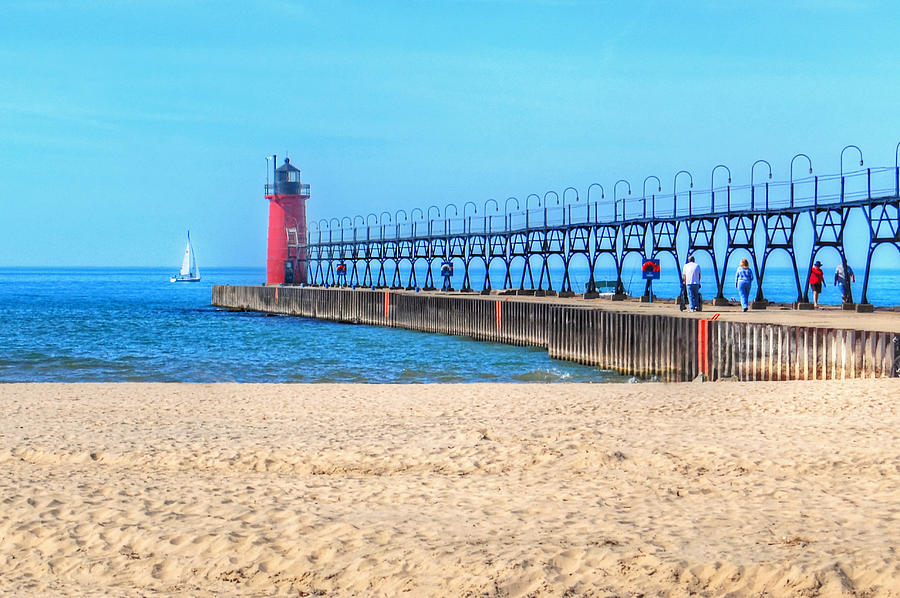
(809, 261, 825, 308)
(440, 260, 454, 292)
(682, 255, 701, 312)
(834, 260, 855, 304)
(734, 258, 753, 312)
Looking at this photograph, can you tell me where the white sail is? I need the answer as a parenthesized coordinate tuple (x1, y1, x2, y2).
(180, 241, 192, 276)
(171, 231, 201, 282)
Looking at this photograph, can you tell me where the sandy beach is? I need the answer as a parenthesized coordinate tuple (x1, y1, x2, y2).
(0, 381, 897, 597)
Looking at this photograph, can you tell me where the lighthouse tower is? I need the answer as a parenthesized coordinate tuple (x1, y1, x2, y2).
(265, 157, 310, 285)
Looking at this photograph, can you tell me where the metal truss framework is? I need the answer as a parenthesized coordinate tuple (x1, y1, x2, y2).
(296, 156, 900, 306)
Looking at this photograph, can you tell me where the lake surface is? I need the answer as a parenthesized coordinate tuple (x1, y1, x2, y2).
(0, 267, 621, 383)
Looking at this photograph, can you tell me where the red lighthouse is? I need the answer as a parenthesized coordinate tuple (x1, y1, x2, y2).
(265, 157, 310, 285)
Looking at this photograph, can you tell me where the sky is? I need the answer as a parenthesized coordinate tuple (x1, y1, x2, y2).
(1, 0, 899, 268)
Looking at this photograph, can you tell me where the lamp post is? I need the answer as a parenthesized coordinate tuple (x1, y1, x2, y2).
(395, 209, 408, 238)
(341, 216, 352, 244)
(840, 144, 864, 179)
(427, 205, 441, 237)
(463, 201, 477, 235)
(587, 183, 604, 222)
(484, 198, 500, 233)
(366, 213, 377, 242)
(378, 211, 391, 241)
(673, 170, 693, 217)
(525, 193, 541, 229)
(840, 145, 864, 202)
(542, 191, 559, 228)
(789, 154, 813, 208)
(410, 208, 424, 237)
(329, 217, 341, 243)
(613, 179, 631, 221)
(562, 187, 579, 225)
(895, 141, 900, 195)
(750, 160, 772, 210)
(444, 203, 458, 237)
(642, 176, 661, 219)
(318, 218, 329, 244)
(710, 164, 731, 212)
(504, 197, 519, 233)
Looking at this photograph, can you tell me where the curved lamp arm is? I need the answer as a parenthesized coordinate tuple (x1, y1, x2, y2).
(427, 205, 441, 220)
(525, 193, 542, 211)
(504, 196, 520, 213)
(613, 179, 632, 219)
(750, 159, 772, 187)
(366, 213, 378, 226)
(395, 209, 408, 222)
(642, 175, 661, 197)
(673, 170, 693, 217)
(463, 201, 477, 218)
(543, 190, 560, 205)
(673, 170, 694, 191)
(710, 164, 732, 190)
(562, 186, 579, 208)
(840, 144, 864, 178)
(587, 183, 605, 202)
(444, 203, 459, 217)
(411, 207, 424, 221)
(789, 154, 813, 184)
(642, 176, 661, 216)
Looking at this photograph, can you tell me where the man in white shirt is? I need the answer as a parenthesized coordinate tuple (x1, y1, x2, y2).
(682, 255, 701, 312)
(834, 261, 855, 303)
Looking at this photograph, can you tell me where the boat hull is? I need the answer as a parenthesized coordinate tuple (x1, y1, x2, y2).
(170, 276, 201, 283)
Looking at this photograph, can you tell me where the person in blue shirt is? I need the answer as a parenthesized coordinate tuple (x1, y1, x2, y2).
(734, 257, 754, 312)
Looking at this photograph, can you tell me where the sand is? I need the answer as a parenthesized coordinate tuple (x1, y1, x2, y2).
(0, 381, 898, 597)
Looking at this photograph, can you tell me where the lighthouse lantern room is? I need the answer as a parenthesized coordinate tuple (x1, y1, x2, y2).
(265, 156, 310, 285)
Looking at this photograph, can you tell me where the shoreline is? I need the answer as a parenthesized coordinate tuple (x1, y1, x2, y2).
(1, 381, 898, 596)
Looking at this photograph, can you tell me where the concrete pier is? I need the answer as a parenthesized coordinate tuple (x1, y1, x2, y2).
(212, 286, 899, 381)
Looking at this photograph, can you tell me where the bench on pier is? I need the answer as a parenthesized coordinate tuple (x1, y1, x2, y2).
(584, 279, 627, 300)
(585, 279, 620, 293)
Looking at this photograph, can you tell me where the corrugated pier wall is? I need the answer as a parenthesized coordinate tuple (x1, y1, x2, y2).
(212, 285, 899, 381)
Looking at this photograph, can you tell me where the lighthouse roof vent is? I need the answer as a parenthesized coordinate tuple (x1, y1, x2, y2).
(276, 157, 301, 173)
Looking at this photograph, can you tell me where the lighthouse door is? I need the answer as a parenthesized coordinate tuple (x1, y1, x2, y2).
(284, 260, 295, 285)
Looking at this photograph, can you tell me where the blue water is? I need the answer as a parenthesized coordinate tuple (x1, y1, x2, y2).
(0, 267, 620, 383)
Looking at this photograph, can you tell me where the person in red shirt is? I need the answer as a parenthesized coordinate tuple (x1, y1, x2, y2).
(809, 260, 825, 308)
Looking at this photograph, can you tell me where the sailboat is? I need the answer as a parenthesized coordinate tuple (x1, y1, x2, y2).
(170, 231, 201, 282)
